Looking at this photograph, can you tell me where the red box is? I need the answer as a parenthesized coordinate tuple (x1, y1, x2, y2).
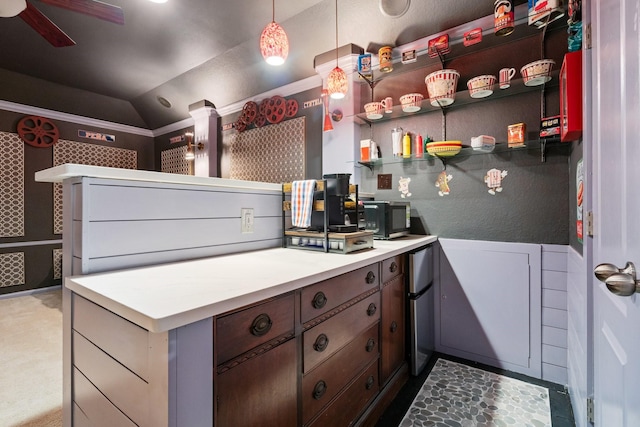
(560, 51, 583, 142)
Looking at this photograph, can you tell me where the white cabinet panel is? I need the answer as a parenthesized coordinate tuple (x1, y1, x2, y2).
(436, 238, 541, 377)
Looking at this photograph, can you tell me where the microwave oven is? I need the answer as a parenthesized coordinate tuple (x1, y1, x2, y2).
(362, 201, 410, 239)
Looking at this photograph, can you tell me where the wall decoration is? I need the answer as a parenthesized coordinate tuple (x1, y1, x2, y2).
(53, 248, 63, 280)
(0, 252, 25, 288)
(53, 139, 137, 234)
(484, 168, 508, 195)
(435, 171, 452, 196)
(576, 158, 583, 243)
(0, 132, 24, 237)
(398, 176, 412, 198)
(161, 145, 191, 175)
(17, 116, 59, 148)
(229, 116, 305, 183)
(78, 130, 115, 142)
(236, 96, 299, 133)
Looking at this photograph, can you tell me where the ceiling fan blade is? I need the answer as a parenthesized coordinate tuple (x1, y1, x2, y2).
(38, 0, 124, 25)
(19, 2, 75, 47)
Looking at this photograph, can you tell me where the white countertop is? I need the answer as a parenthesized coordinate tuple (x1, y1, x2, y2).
(34, 164, 281, 192)
(65, 235, 437, 333)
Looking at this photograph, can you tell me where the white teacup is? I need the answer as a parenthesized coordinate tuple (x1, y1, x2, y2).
(400, 93, 424, 112)
(364, 102, 384, 120)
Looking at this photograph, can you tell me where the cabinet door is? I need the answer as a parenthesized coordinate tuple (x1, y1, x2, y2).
(380, 274, 405, 385)
(216, 339, 297, 427)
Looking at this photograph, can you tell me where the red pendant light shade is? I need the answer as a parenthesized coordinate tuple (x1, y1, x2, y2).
(327, 0, 347, 99)
(260, 1, 289, 66)
(328, 66, 347, 99)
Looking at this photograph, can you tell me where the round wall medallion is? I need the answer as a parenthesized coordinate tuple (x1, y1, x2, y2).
(17, 115, 59, 148)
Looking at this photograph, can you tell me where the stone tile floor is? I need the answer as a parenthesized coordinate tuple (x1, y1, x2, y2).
(376, 354, 575, 427)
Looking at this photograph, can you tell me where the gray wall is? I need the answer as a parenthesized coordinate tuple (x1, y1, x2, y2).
(357, 25, 571, 245)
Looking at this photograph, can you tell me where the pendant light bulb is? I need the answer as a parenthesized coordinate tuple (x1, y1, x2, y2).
(327, 0, 347, 99)
(260, 0, 289, 66)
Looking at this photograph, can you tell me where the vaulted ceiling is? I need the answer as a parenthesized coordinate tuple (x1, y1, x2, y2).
(0, 0, 528, 130)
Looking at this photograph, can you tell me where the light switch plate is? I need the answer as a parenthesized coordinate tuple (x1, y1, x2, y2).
(241, 208, 254, 233)
(378, 174, 392, 190)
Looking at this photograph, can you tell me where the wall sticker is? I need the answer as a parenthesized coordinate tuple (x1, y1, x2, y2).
(484, 168, 508, 195)
(398, 176, 412, 198)
(435, 171, 452, 196)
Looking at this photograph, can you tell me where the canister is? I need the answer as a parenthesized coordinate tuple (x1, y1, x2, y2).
(494, 0, 515, 36)
(508, 122, 526, 147)
(378, 46, 393, 73)
(358, 54, 372, 79)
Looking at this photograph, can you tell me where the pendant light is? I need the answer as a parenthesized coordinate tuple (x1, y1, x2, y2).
(260, 0, 289, 66)
(0, 0, 26, 17)
(327, 0, 348, 99)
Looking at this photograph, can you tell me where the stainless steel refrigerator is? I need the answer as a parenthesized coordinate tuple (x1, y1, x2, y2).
(408, 244, 434, 376)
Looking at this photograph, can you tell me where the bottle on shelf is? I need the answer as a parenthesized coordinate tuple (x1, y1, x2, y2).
(415, 134, 424, 158)
(403, 132, 411, 158)
(392, 127, 404, 157)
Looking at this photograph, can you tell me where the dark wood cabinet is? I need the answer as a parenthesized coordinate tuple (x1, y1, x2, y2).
(216, 338, 298, 427)
(214, 256, 407, 427)
(380, 257, 406, 385)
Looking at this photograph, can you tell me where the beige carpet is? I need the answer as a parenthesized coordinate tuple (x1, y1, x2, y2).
(0, 288, 63, 427)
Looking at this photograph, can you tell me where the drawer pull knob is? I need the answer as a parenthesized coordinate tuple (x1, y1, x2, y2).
(390, 321, 398, 333)
(249, 313, 272, 337)
(313, 380, 327, 400)
(389, 262, 398, 273)
(365, 271, 376, 284)
(366, 338, 376, 352)
(312, 291, 327, 309)
(367, 303, 377, 316)
(365, 375, 375, 390)
(313, 334, 330, 352)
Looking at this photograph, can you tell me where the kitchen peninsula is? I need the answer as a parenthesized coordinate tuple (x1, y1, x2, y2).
(35, 165, 436, 427)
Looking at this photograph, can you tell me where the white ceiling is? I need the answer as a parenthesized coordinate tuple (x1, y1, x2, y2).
(0, 0, 527, 130)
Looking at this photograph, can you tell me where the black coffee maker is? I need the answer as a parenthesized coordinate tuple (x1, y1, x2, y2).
(310, 173, 358, 233)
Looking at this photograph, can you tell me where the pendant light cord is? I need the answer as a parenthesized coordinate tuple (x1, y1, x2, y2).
(272, 0, 275, 22)
(335, 0, 339, 63)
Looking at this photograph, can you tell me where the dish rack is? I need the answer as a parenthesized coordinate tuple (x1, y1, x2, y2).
(282, 180, 374, 254)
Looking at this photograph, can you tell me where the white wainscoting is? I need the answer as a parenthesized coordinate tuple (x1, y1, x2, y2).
(541, 244, 569, 385)
(567, 246, 589, 427)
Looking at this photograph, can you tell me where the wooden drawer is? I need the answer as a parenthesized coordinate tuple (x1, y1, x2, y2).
(301, 323, 379, 424)
(301, 263, 379, 324)
(306, 359, 379, 427)
(216, 293, 295, 364)
(381, 254, 404, 284)
(303, 291, 380, 373)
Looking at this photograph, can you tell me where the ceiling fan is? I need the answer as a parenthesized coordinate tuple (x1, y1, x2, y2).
(0, 0, 124, 47)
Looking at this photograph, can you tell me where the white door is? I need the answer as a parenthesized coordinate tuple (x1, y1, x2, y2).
(591, 0, 640, 425)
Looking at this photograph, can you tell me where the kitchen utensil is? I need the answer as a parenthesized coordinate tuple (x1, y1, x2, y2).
(467, 75, 496, 98)
(425, 69, 460, 107)
(521, 59, 555, 86)
(400, 93, 424, 112)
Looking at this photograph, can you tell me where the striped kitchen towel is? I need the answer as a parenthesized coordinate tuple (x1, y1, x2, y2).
(291, 180, 316, 228)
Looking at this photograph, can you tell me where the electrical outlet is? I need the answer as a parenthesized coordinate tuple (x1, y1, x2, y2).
(378, 174, 392, 190)
(241, 208, 254, 233)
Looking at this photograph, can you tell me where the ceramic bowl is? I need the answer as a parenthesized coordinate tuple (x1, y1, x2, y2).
(467, 75, 496, 98)
(520, 59, 555, 86)
(400, 93, 424, 112)
(425, 69, 460, 107)
(364, 102, 384, 120)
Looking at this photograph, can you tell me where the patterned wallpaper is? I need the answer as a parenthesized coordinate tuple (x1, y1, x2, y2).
(53, 139, 137, 234)
(0, 252, 25, 288)
(0, 132, 24, 238)
(229, 116, 305, 183)
(161, 145, 191, 175)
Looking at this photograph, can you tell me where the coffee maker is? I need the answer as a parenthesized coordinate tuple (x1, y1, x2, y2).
(310, 173, 358, 233)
